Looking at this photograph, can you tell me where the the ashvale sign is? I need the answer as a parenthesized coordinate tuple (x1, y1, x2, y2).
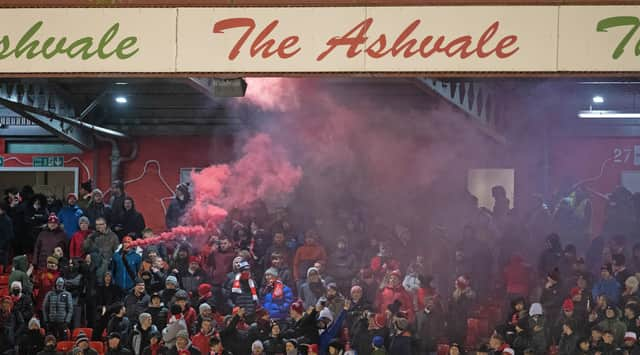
(0, 6, 638, 73)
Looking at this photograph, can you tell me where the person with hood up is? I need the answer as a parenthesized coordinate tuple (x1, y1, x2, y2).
(163, 304, 188, 349)
(131, 313, 158, 355)
(95, 271, 124, 340)
(299, 267, 326, 309)
(9, 254, 34, 296)
(447, 275, 476, 345)
(318, 299, 350, 355)
(71, 332, 99, 355)
(528, 303, 548, 355)
(57, 193, 84, 239)
(592, 263, 621, 306)
(111, 236, 143, 291)
(18, 317, 45, 355)
(62, 257, 84, 329)
(293, 231, 327, 282)
(504, 254, 531, 301)
(327, 236, 357, 292)
(168, 330, 201, 355)
(165, 183, 190, 230)
(261, 267, 294, 321)
(376, 270, 414, 323)
(34, 214, 67, 269)
(83, 216, 119, 283)
(230, 261, 259, 317)
(37, 335, 59, 355)
(42, 277, 73, 340)
(85, 188, 112, 228)
(23, 194, 48, 255)
(538, 233, 564, 278)
(69, 216, 91, 259)
(598, 305, 627, 345)
(114, 197, 145, 240)
(107, 332, 133, 355)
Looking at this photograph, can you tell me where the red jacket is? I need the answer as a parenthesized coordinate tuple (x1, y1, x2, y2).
(503, 255, 530, 296)
(293, 243, 327, 280)
(377, 285, 415, 322)
(69, 230, 92, 259)
(207, 249, 236, 286)
(370, 256, 401, 279)
(35, 270, 60, 310)
(191, 332, 213, 353)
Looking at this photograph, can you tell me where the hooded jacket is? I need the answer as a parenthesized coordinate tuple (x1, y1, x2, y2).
(115, 199, 145, 240)
(111, 248, 142, 291)
(85, 201, 113, 229)
(42, 278, 73, 324)
(597, 309, 627, 345)
(57, 204, 84, 239)
(0, 211, 14, 251)
(528, 303, 548, 355)
(34, 227, 67, 269)
(9, 255, 34, 295)
(165, 192, 190, 230)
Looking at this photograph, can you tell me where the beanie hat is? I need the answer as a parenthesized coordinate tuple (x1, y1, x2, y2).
(198, 283, 212, 297)
(627, 276, 640, 290)
(374, 313, 386, 328)
(67, 193, 78, 200)
(47, 256, 59, 265)
(265, 267, 279, 277)
(55, 277, 64, 287)
(10, 281, 22, 291)
(47, 213, 59, 224)
(351, 285, 363, 295)
(602, 263, 613, 274)
(45, 335, 56, 344)
(75, 332, 89, 346)
(199, 303, 212, 313)
(529, 303, 543, 316)
(165, 275, 178, 287)
(372, 335, 384, 348)
(28, 317, 40, 329)
(319, 307, 333, 322)
(626, 332, 638, 341)
(238, 260, 250, 271)
(252, 340, 264, 351)
(189, 256, 201, 265)
(290, 301, 304, 315)
(503, 348, 515, 355)
(108, 332, 121, 340)
(176, 330, 189, 340)
(562, 299, 575, 312)
(307, 344, 318, 353)
(327, 282, 338, 291)
(78, 216, 90, 226)
(175, 290, 189, 300)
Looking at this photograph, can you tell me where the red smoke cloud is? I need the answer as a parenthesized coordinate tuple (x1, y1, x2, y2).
(130, 133, 302, 248)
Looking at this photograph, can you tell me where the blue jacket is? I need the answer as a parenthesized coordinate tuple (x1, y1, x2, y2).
(262, 281, 294, 320)
(319, 309, 346, 355)
(111, 249, 142, 291)
(57, 205, 84, 239)
(592, 277, 621, 305)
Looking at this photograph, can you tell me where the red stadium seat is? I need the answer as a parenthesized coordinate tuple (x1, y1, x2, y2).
(437, 344, 450, 355)
(0, 275, 9, 287)
(466, 318, 489, 348)
(0, 288, 8, 297)
(73, 327, 94, 340)
(90, 341, 105, 355)
(548, 345, 559, 355)
(56, 341, 74, 353)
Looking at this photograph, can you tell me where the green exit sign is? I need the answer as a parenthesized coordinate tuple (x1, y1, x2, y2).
(33, 156, 64, 167)
(0, 157, 3, 167)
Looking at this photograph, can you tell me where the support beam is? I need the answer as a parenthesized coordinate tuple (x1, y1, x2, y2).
(415, 78, 506, 143)
(0, 97, 93, 150)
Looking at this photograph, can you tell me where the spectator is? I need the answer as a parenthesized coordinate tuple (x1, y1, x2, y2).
(191, 318, 215, 354)
(0, 201, 14, 271)
(84, 217, 119, 283)
(1, 295, 24, 353)
(263, 322, 285, 354)
(18, 317, 45, 355)
(250, 340, 264, 355)
(447, 275, 475, 346)
(622, 276, 640, 305)
(208, 337, 231, 355)
(371, 336, 387, 355)
(261, 268, 294, 321)
(207, 236, 236, 287)
(34, 214, 67, 269)
(95, 271, 124, 340)
(267, 251, 292, 289)
(325, 283, 345, 319)
(57, 193, 84, 239)
(504, 254, 531, 301)
(114, 197, 145, 240)
(165, 184, 190, 230)
(597, 306, 627, 345)
(230, 261, 259, 317)
(85, 189, 113, 228)
(35, 256, 61, 313)
(37, 335, 59, 355)
(109, 180, 127, 229)
(111, 236, 143, 291)
(45, 194, 63, 215)
(388, 316, 412, 355)
(71, 332, 99, 355)
(327, 237, 357, 292)
(293, 231, 327, 282)
(541, 268, 563, 326)
(163, 304, 188, 349)
(42, 277, 73, 340)
(623, 332, 640, 355)
(174, 290, 198, 335)
(146, 293, 168, 333)
(416, 294, 444, 355)
(131, 313, 158, 355)
(377, 270, 414, 323)
(62, 257, 84, 329)
(141, 330, 166, 355)
(169, 330, 201, 355)
(69, 217, 91, 259)
(9, 255, 34, 296)
(8, 282, 32, 327)
(369, 242, 400, 282)
(299, 267, 326, 309)
(23, 194, 48, 255)
(107, 302, 131, 343)
(181, 256, 208, 298)
(107, 332, 133, 355)
(592, 264, 621, 306)
(124, 279, 150, 321)
(159, 276, 182, 306)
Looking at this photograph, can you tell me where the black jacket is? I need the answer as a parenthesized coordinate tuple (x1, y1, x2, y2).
(18, 329, 45, 355)
(106, 346, 133, 355)
(167, 345, 201, 355)
(165, 199, 189, 230)
(220, 315, 249, 355)
(0, 213, 14, 250)
(415, 308, 444, 353)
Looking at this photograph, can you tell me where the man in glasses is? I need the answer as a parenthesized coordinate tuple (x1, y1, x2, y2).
(83, 217, 119, 284)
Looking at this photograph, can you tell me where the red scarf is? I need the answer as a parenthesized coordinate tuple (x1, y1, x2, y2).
(232, 272, 258, 302)
(178, 350, 190, 355)
(151, 343, 161, 355)
(272, 280, 284, 299)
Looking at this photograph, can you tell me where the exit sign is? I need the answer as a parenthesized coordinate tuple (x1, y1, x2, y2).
(0, 157, 3, 167)
(33, 156, 64, 167)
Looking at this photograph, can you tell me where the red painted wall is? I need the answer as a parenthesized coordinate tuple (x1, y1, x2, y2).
(550, 137, 640, 236)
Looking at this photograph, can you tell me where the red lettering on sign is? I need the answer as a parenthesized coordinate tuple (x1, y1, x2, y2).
(213, 18, 301, 60)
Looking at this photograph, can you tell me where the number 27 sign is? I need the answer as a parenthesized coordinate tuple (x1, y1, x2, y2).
(613, 146, 640, 166)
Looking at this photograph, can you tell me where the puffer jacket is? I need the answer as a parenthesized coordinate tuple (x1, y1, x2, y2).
(598, 315, 627, 345)
(124, 291, 150, 321)
(130, 324, 158, 355)
(9, 255, 34, 295)
(42, 288, 73, 324)
(230, 279, 258, 316)
(83, 228, 119, 283)
(180, 268, 208, 297)
(162, 317, 187, 349)
(261, 281, 294, 320)
(34, 227, 67, 269)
